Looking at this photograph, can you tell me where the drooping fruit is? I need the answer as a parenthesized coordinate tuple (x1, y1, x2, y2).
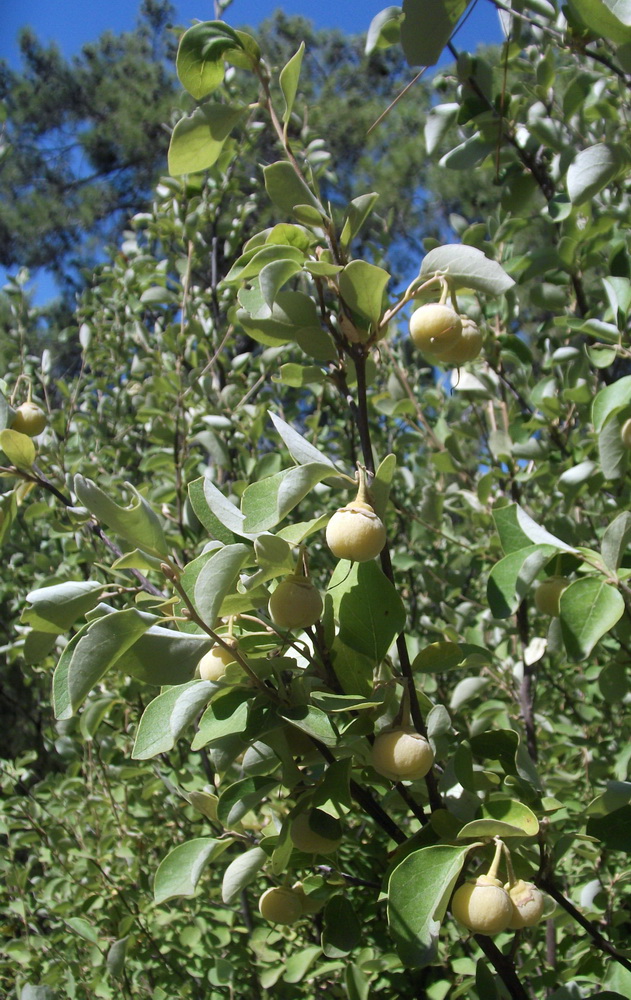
(409, 303, 462, 357)
(268, 575, 323, 629)
(11, 401, 47, 437)
(326, 500, 386, 562)
(451, 875, 513, 934)
(505, 879, 545, 929)
(371, 727, 434, 781)
(290, 808, 343, 854)
(621, 418, 631, 449)
(534, 576, 569, 616)
(198, 640, 238, 681)
(432, 317, 483, 365)
(258, 886, 303, 925)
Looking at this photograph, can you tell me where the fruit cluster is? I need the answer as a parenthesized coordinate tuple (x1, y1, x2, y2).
(409, 302, 483, 366)
(451, 839, 545, 935)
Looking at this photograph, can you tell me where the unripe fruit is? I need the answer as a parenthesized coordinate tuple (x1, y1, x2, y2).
(292, 881, 324, 914)
(258, 886, 303, 925)
(326, 500, 386, 562)
(505, 879, 545, 929)
(534, 576, 569, 616)
(268, 575, 323, 629)
(198, 640, 238, 681)
(451, 875, 513, 934)
(621, 418, 631, 449)
(290, 808, 343, 854)
(11, 401, 47, 437)
(409, 303, 462, 357)
(371, 727, 434, 781)
(432, 317, 483, 365)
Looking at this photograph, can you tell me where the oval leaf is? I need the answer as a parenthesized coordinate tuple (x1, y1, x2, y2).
(560, 578, 625, 660)
(419, 244, 515, 295)
(387, 845, 470, 967)
(154, 838, 224, 904)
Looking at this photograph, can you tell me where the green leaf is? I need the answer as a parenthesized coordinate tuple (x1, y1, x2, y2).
(601, 511, 631, 572)
(280, 42, 305, 123)
(330, 640, 374, 697)
(401, 0, 472, 66)
(106, 937, 129, 978)
(458, 799, 539, 838)
(202, 476, 258, 539)
(370, 453, 396, 520)
(272, 363, 326, 387)
(412, 641, 492, 673)
(168, 105, 246, 176)
(487, 544, 559, 618)
(586, 806, 631, 852)
(20, 989, 57, 1000)
(439, 134, 495, 170)
(387, 845, 470, 967)
(225, 244, 305, 284)
(57, 608, 155, 718)
(188, 476, 237, 544)
(340, 192, 380, 250)
(106, 936, 129, 978)
(176, 22, 240, 99)
(327, 560, 406, 664)
(419, 244, 514, 296)
(339, 260, 390, 327)
(241, 463, 336, 533)
(259, 259, 303, 308)
(116, 624, 215, 685)
(217, 776, 280, 826)
(424, 103, 459, 156)
(154, 838, 224, 904)
(194, 543, 250, 627)
(567, 143, 626, 204)
(74, 475, 167, 557)
(132, 681, 216, 759)
(0, 428, 36, 468)
(493, 502, 577, 554)
(221, 847, 267, 904)
(192, 687, 251, 749)
(567, 0, 631, 43)
(559, 578, 625, 660)
(66, 916, 101, 944)
(268, 411, 338, 469)
(285, 946, 323, 984)
(322, 895, 362, 958)
(22, 580, 105, 633)
(593, 375, 631, 431)
(263, 162, 326, 220)
(280, 704, 340, 747)
(365, 6, 403, 54)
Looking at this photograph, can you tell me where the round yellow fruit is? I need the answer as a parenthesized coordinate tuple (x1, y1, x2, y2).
(505, 879, 545, 929)
(268, 575, 323, 629)
(452, 876, 513, 934)
(290, 808, 343, 854)
(11, 401, 47, 437)
(371, 727, 434, 781)
(432, 317, 483, 365)
(534, 576, 569, 617)
(409, 303, 462, 357)
(258, 886, 303, 925)
(621, 418, 631, 449)
(326, 500, 386, 562)
(198, 642, 238, 681)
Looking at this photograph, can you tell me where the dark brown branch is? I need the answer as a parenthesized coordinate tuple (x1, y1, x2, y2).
(474, 934, 532, 1000)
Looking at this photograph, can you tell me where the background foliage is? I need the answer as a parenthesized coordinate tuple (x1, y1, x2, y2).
(1, 0, 631, 997)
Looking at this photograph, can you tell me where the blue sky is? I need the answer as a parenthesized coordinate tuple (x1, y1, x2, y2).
(1, 0, 503, 67)
(1, 1, 503, 303)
